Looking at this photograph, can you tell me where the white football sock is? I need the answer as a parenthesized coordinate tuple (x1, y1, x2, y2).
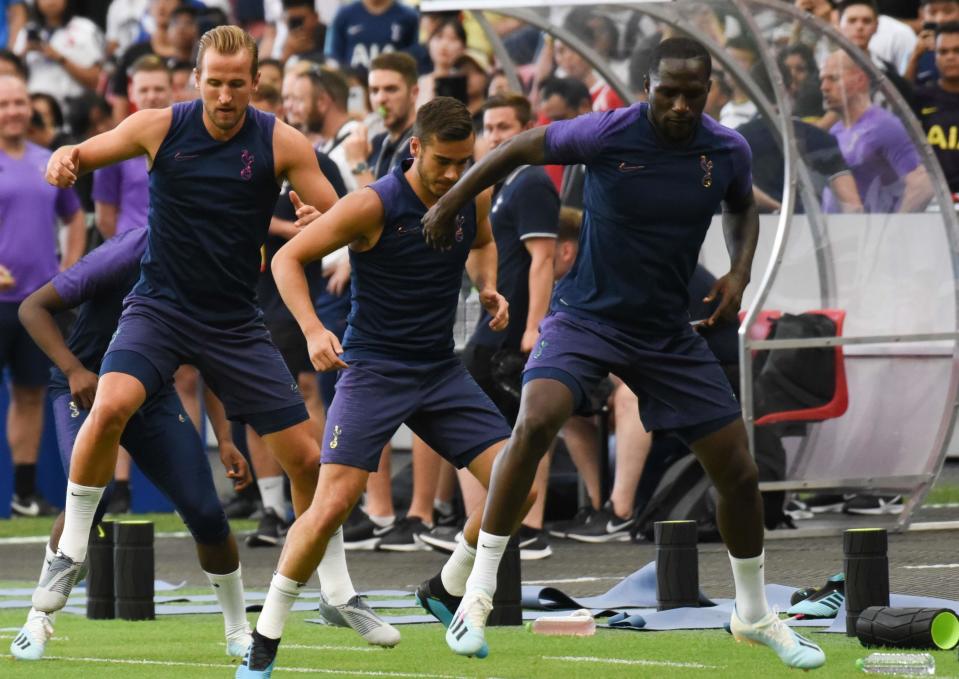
(58, 482, 105, 562)
(440, 540, 476, 597)
(257, 476, 286, 518)
(255, 572, 305, 640)
(464, 530, 509, 598)
(729, 550, 770, 624)
(205, 566, 249, 639)
(316, 528, 356, 606)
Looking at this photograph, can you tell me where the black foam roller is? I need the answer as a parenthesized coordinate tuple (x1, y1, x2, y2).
(488, 535, 522, 626)
(85, 519, 115, 620)
(844, 528, 889, 636)
(655, 520, 700, 611)
(114, 521, 154, 620)
(857, 606, 959, 650)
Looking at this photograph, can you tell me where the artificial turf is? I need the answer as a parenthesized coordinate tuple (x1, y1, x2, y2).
(2, 606, 957, 678)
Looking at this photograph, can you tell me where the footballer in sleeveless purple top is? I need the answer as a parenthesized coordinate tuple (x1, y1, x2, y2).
(420, 38, 825, 670)
(241, 98, 535, 676)
(32, 26, 397, 657)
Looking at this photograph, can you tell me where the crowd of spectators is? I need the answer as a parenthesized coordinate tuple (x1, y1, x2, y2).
(0, 0, 950, 543)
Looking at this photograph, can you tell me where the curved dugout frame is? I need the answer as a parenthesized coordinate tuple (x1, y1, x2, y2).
(424, 0, 959, 534)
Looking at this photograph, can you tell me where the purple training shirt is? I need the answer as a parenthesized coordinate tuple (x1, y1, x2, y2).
(92, 156, 150, 236)
(823, 106, 920, 213)
(0, 142, 81, 302)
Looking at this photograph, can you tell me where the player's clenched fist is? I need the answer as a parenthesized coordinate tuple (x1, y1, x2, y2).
(480, 288, 509, 332)
(306, 327, 349, 372)
(46, 146, 80, 188)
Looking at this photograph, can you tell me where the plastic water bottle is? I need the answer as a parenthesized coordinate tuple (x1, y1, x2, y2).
(857, 653, 935, 675)
(529, 609, 596, 636)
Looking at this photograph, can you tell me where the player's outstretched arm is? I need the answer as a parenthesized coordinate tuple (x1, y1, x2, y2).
(466, 189, 509, 332)
(273, 188, 385, 371)
(702, 192, 759, 328)
(423, 126, 548, 250)
(274, 120, 338, 213)
(46, 108, 172, 188)
(18, 284, 98, 409)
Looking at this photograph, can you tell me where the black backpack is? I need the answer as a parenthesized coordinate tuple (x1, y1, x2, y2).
(754, 313, 838, 418)
(632, 451, 722, 542)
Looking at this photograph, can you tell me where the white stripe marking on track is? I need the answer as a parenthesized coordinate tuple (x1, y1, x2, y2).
(39, 656, 469, 677)
(902, 563, 959, 569)
(543, 655, 720, 670)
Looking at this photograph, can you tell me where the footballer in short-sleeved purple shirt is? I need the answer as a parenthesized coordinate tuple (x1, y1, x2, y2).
(0, 142, 81, 302)
(543, 102, 753, 335)
(91, 156, 151, 236)
(822, 106, 920, 213)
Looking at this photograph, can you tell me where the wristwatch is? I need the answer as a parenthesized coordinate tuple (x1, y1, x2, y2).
(351, 161, 369, 176)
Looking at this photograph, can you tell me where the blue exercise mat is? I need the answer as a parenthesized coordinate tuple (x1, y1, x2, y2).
(521, 561, 714, 612)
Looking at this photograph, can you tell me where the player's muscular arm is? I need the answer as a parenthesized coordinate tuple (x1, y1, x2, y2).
(273, 189, 385, 370)
(18, 283, 98, 409)
(423, 126, 548, 249)
(466, 190, 509, 331)
(46, 108, 171, 188)
(701, 192, 759, 328)
(274, 121, 338, 213)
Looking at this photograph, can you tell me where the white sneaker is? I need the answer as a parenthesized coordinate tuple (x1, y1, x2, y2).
(730, 608, 826, 669)
(226, 622, 253, 657)
(445, 590, 492, 658)
(10, 612, 54, 660)
(32, 552, 83, 613)
(321, 595, 401, 647)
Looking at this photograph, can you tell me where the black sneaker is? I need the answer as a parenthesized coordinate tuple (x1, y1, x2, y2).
(518, 524, 552, 560)
(547, 506, 596, 539)
(11, 494, 58, 518)
(239, 628, 279, 675)
(344, 514, 394, 551)
(566, 501, 634, 543)
(222, 494, 260, 519)
(434, 502, 463, 527)
(246, 508, 289, 547)
(802, 493, 854, 514)
(417, 526, 462, 554)
(416, 573, 461, 627)
(105, 487, 131, 515)
(843, 494, 904, 515)
(377, 516, 430, 552)
(784, 498, 813, 521)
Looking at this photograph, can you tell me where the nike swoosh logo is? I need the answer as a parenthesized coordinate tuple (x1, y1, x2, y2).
(348, 24, 363, 35)
(174, 151, 199, 161)
(618, 161, 645, 172)
(606, 519, 633, 533)
(70, 492, 84, 496)
(372, 526, 394, 536)
(922, 106, 938, 115)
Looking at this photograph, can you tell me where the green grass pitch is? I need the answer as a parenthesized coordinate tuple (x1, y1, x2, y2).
(3, 607, 958, 678)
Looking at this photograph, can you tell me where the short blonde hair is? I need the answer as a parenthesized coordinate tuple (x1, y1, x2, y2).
(197, 26, 258, 78)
